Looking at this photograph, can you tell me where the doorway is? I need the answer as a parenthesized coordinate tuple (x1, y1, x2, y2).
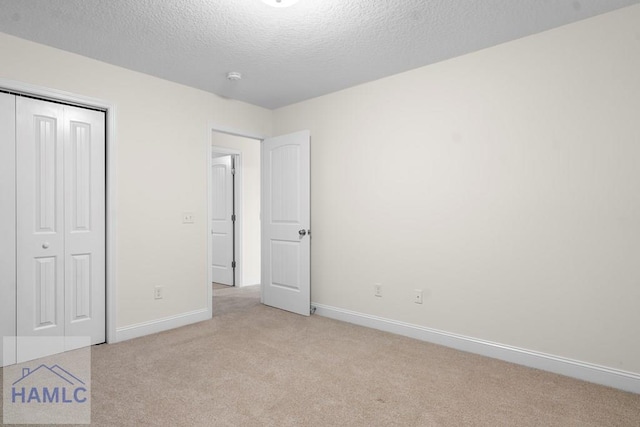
(208, 126, 311, 317)
(210, 131, 262, 292)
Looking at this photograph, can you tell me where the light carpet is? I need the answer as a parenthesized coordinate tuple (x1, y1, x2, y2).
(2, 285, 639, 426)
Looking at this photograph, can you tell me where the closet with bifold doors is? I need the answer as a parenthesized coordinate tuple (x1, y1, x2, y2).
(0, 91, 106, 366)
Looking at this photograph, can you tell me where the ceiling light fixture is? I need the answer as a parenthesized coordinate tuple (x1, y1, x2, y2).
(226, 71, 242, 81)
(261, 0, 299, 8)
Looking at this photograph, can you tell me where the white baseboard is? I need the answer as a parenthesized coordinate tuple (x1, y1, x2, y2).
(312, 303, 640, 394)
(115, 308, 211, 343)
(240, 277, 261, 287)
(238, 282, 261, 288)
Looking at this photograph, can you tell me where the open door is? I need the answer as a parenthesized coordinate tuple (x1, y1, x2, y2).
(211, 154, 235, 286)
(261, 130, 311, 316)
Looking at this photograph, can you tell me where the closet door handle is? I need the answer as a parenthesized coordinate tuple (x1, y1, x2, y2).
(42, 242, 50, 249)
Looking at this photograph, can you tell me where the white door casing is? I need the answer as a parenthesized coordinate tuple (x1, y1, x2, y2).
(15, 97, 105, 363)
(261, 130, 311, 316)
(0, 92, 17, 367)
(211, 155, 234, 286)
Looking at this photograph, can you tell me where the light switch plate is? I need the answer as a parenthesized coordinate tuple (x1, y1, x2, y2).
(182, 212, 195, 224)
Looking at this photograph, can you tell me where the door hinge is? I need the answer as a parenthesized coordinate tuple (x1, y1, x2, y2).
(231, 261, 236, 269)
(231, 168, 236, 176)
(231, 214, 236, 221)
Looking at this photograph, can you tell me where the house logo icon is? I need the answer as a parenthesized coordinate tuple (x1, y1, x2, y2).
(11, 364, 88, 404)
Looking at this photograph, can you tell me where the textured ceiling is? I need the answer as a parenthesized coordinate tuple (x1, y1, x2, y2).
(0, 0, 637, 109)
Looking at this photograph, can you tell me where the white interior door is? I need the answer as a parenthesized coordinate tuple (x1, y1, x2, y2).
(15, 97, 105, 363)
(211, 155, 234, 285)
(0, 92, 17, 367)
(261, 130, 311, 316)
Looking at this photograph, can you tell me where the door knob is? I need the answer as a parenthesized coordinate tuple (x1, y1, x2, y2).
(42, 242, 50, 249)
(298, 229, 307, 236)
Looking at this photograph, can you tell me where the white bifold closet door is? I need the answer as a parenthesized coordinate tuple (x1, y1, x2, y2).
(0, 92, 17, 367)
(14, 96, 105, 363)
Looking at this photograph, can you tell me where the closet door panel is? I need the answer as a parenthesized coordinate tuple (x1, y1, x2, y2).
(16, 97, 66, 362)
(64, 105, 106, 346)
(0, 92, 16, 367)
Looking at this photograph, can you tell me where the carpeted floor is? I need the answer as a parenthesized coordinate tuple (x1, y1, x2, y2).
(2, 285, 639, 426)
(212, 282, 234, 291)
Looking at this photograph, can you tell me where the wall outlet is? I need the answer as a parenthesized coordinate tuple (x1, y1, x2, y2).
(374, 283, 382, 297)
(154, 286, 164, 300)
(414, 289, 423, 304)
(182, 212, 195, 224)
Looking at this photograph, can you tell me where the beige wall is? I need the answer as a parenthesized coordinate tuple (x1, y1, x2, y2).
(211, 133, 262, 286)
(0, 32, 272, 329)
(274, 5, 640, 374)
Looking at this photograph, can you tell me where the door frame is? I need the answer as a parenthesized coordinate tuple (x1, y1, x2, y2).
(207, 123, 264, 308)
(210, 148, 240, 287)
(0, 78, 118, 344)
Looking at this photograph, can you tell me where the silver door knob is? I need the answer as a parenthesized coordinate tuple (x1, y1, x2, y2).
(42, 242, 50, 249)
(298, 229, 307, 236)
